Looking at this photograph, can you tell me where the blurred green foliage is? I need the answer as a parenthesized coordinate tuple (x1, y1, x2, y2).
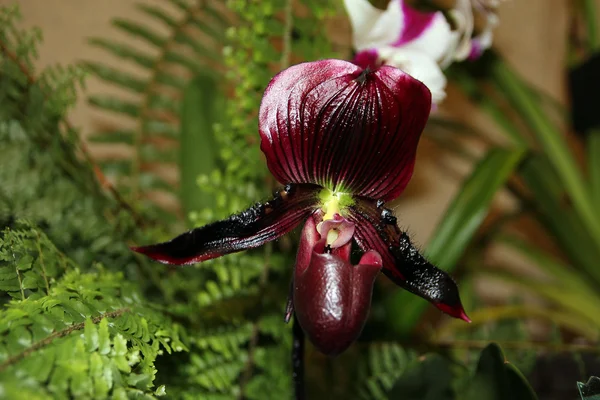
(1, 0, 599, 398)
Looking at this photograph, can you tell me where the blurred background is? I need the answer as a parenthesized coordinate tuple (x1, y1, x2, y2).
(1, 0, 570, 243)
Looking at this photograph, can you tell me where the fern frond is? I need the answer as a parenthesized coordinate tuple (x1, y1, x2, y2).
(0, 266, 186, 398)
(0, 221, 76, 301)
(188, 349, 248, 394)
(86, 0, 229, 215)
(0, 122, 143, 270)
(356, 343, 416, 400)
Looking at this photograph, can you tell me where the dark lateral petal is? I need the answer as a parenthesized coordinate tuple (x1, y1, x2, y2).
(259, 59, 431, 202)
(347, 197, 470, 322)
(132, 184, 321, 265)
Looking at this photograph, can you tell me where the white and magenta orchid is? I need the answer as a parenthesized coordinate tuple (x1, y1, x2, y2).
(132, 59, 469, 356)
(344, 0, 500, 103)
(466, 0, 501, 59)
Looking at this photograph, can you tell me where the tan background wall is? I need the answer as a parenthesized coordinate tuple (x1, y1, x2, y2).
(1, 0, 597, 246)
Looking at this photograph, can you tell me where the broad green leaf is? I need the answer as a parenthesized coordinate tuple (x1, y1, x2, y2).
(497, 234, 600, 302)
(520, 156, 600, 280)
(427, 148, 525, 267)
(588, 130, 600, 204)
(581, 0, 599, 52)
(450, 69, 529, 147)
(179, 74, 223, 225)
(462, 343, 538, 400)
(480, 270, 600, 332)
(388, 147, 525, 334)
(436, 305, 599, 342)
(493, 61, 600, 247)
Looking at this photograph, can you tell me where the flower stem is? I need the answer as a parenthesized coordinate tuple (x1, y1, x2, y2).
(292, 313, 305, 400)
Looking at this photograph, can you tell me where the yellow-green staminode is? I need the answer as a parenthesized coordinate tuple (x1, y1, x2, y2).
(318, 188, 354, 221)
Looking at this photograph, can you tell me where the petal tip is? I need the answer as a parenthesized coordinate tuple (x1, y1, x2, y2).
(458, 309, 472, 323)
(435, 301, 471, 323)
(130, 243, 176, 264)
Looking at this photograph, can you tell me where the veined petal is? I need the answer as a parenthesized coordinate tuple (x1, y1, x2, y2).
(377, 48, 448, 104)
(132, 184, 321, 264)
(259, 59, 431, 202)
(347, 196, 470, 322)
(344, 0, 403, 51)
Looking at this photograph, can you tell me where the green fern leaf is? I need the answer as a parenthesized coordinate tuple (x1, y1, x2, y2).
(88, 95, 141, 118)
(86, 0, 228, 216)
(356, 343, 416, 400)
(83, 62, 147, 93)
(87, 38, 155, 68)
(113, 19, 167, 48)
(88, 129, 136, 145)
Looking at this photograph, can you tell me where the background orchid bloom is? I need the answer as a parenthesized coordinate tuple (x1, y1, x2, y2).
(466, 0, 501, 59)
(133, 59, 469, 356)
(344, 0, 499, 103)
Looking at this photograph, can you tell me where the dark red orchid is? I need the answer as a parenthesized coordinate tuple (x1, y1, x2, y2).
(132, 59, 470, 356)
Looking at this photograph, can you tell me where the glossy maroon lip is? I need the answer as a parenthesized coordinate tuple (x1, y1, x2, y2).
(292, 215, 382, 356)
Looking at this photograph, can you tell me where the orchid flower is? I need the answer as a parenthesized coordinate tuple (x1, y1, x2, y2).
(466, 0, 501, 59)
(132, 59, 469, 356)
(344, 0, 500, 103)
